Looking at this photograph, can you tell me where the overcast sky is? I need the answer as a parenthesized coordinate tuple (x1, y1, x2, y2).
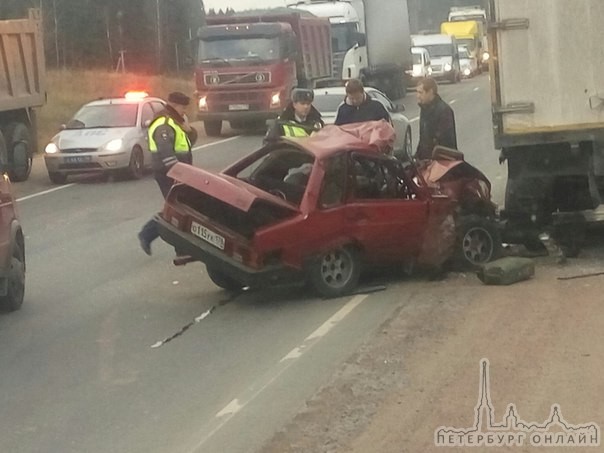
(203, 0, 287, 11)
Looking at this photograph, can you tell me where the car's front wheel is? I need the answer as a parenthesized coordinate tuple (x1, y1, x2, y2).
(48, 172, 68, 184)
(455, 215, 501, 269)
(308, 246, 361, 298)
(0, 242, 25, 312)
(206, 266, 243, 291)
(125, 146, 144, 180)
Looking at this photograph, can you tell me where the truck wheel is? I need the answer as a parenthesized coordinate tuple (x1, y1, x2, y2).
(455, 215, 501, 269)
(206, 266, 243, 291)
(48, 172, 68, 184)
(308, 246, 360, 298)
(0, 241, 25, 312)
(204, 120, 222, 137)
(2, 122, 33, 182)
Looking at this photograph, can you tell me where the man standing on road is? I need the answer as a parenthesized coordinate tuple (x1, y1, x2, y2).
(415, 77, 457, 160)
(264, 88, 324, 143)
(334, 79, 390, 125)
(138, 91, 197, 256)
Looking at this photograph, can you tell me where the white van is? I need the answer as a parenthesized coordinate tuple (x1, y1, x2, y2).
(406, 47, 432, 83)
(411, 34, 461, 83)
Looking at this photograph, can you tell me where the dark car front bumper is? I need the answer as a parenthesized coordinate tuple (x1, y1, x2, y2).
(154, 214, 303, 288)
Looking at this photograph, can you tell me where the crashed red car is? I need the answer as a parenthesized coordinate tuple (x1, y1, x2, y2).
(155, 121, 498, 297)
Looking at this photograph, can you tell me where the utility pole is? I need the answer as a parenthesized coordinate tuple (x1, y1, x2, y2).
(156, 0, 162, 73)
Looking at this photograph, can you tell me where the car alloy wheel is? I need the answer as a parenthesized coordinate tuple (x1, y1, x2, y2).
(309, 246, 360, 298)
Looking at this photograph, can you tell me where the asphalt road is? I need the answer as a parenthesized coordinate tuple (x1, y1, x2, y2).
(0, 74, 499, 453)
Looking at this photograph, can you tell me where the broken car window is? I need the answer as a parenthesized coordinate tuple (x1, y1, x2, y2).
(319, 154, 347, 208)
(351, 154, 416, 200)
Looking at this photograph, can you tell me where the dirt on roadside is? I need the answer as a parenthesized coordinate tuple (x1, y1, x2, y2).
(259, 251, 604, 453)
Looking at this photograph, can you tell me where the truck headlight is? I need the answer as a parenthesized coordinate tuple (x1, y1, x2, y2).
(198, 96, 208, 111)
(45, 143, 59, 154)
(104, 139, 123, 152)
(463, 68, 471, 76)
(444, 63, 452, 72)
(482, 52, 490, 62)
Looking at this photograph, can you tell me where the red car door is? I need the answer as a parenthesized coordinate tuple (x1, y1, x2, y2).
(344, 153, 429, 264)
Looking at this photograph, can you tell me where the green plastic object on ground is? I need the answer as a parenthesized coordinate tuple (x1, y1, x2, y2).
(476, 257, 535, 285)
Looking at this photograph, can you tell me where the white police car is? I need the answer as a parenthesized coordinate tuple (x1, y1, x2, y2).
(44, 92, 166, 184)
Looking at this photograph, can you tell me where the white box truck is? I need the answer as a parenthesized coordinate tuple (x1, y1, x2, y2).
(341, 0, 412, 99)
(490, 0, 604, 254)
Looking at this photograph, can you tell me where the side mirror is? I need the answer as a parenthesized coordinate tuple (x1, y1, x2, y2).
(143, 119, 152, 128)
(393, 103, 405, 113)
(353, 32, 366, 47)
(60, 124, 66, 130)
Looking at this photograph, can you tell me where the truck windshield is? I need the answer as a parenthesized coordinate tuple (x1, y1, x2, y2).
(457, 39, 475, 51)
(450, 14, 486, 23)
(412, 54, 422, 65)
(422, 45, 453, 58)
(331, 22, 358, 53)
(66, 104, 138, 129)
(198, 37, 281, 63)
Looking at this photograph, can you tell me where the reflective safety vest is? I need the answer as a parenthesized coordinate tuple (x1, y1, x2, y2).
(281, 121, 311, 138)
(148, 116, 191, 153)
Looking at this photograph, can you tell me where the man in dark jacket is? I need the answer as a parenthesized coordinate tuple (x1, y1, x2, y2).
(264, 88, 324, 143)
(334, 78, 390, 125)
(138, 91, 197, 256)
(415, 77, 457, 160)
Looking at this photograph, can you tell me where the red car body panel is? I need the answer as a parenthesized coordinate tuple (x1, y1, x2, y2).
(157, 122, 490, 288)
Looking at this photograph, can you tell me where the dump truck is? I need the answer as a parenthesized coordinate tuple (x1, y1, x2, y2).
(341, 0, 412, 99)
(194, 12, 332, 137)
(0, 9, 46, 181)
(490, 0, 604, 255)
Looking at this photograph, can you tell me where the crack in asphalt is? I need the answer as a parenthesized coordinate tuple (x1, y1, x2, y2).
(150, 290, 244, 348)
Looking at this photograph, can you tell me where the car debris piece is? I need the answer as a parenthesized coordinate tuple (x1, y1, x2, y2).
(476, 257, 535, 285)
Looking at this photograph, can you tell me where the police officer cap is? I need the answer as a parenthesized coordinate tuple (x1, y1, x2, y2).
(291, 88, 314, 104)
(168, 91, 191, 106)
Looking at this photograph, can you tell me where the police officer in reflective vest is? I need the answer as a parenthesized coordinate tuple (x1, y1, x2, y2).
(264, 88, 324, 143)
(138, 91, 197, 255)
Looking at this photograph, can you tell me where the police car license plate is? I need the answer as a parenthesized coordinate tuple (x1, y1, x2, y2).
(65, 156, 92, 164)
(228, 104, 249, 111)
(191, 221, 225, 250)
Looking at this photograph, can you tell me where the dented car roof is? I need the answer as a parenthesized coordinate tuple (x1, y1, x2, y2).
(278, 120, 396, 158)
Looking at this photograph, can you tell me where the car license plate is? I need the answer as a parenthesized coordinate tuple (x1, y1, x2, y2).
(64, 156, 92, 164)
(228, 104, 249, 111)
(191, 221, 225, 250)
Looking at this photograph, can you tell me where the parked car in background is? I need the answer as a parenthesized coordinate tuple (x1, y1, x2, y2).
(43, 92, 166, 184)
(312, 86, 413, 159)
(155, 122, 499, 298)
(0, 173, 25, 312)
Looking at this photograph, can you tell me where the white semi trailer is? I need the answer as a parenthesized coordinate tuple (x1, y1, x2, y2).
(341, 0, 412, 99)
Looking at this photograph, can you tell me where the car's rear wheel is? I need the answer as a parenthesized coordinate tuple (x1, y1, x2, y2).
(48, 172, 68, 184)
(2, 122, 33, 182)
(125, 146, 144, 180)
(204, 120, 222, 137)
(455, 215, 501, 269)
(308, 246, 360, 298)
(0, 241, 25, 312)
(206, 266, 243, 291)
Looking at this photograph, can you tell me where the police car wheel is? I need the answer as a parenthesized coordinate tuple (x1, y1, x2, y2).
(126, 147, 144, 180)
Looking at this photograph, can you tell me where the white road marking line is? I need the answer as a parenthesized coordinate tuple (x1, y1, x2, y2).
(17, 136, 243, 203)
(450, 99, 457, 104)
(192, 135, 241, 151)
(187, 294, 369, 452)
(474, 87, 480, 92)
(410, 117, 419, 123)
(17, 184, 76, 202)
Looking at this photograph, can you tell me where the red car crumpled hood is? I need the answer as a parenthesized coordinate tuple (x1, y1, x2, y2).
(418, 159, 492, 203)
(167, 163, 299, 213)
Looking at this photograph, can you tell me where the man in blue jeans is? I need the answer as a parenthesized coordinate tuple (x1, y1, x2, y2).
(138, 91, 197, 256)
